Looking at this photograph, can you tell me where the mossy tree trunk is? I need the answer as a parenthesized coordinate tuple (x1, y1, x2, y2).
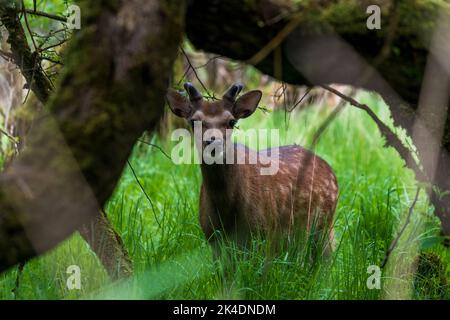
(0, 0, 185, 272)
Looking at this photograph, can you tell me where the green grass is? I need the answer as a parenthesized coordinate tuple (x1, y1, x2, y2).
(1, 92, 448, 300)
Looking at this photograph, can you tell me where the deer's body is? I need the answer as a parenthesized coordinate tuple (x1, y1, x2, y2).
(167, 83, 338, 257)
(199, 144, 338, 253)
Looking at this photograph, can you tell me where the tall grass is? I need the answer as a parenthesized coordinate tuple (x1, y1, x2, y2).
(0, 92, 448, 299)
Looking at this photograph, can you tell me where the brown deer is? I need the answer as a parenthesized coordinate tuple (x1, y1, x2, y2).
(167, 83, 338, 257)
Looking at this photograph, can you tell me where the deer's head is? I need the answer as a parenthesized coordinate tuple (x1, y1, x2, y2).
(166, 82, 262, 160)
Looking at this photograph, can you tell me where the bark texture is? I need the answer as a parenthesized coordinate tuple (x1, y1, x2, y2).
(78, 211, 133, 279)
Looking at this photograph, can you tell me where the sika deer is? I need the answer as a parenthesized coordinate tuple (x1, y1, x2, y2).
(166, 83, 338, 258)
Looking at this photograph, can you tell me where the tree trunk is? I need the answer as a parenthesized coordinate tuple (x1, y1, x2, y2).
(78, 211, 133, 280)
(0, 2, 140, 279)
(0, 0, 185, 272)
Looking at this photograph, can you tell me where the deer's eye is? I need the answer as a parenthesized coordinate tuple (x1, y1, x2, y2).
(229, 119, 237, 128)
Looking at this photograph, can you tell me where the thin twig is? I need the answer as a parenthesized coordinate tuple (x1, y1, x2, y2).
(35, 27, 67, 38)
(288, 87, 312, 113)
(137, 139, 171, 160)
(310, 88, 356, 148)
(40, 38, 67, 52)
(0, 49, 14, 61)
(24, 9, 67, 23)
(194, 55, 224, 70)
(126, 160, 161, 229)
(179, 47, 216, 100)
(41, 56, 63, 65)
(21, 2, 38, 52)
(177, 54, 223, 87)
(381, 187, 421, 268)
(0, 127, 19, 144)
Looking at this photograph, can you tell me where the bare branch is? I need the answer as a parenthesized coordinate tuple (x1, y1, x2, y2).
(321, 84, 428, 183)
(21, 2, 37, 52)
(40, 56, 63, 65)
(0, 127, 19, 145)
(24, 9, 67, 23)
(310, 88, 356, 148)
(40, 38, 68, 52)
(179, 47, 216, 99)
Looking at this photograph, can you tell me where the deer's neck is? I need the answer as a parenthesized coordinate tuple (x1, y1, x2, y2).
(200, 163, 237, 196)
(199, 144, 257, 212)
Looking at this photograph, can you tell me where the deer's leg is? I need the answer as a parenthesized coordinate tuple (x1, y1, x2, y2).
(78, 210, 133, 280)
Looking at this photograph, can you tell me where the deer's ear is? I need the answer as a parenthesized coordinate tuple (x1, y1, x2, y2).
(233, 90, 262, 119)
(166, 88, 192, 118)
